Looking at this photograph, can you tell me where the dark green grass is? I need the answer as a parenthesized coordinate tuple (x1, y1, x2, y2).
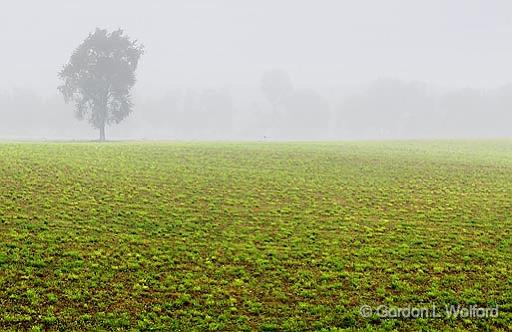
(0, 141, 511, 331)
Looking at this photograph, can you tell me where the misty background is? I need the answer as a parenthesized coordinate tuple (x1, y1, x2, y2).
(1, 0, 512, 140)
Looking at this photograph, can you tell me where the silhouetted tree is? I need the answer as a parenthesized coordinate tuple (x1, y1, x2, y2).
(283, 89, 330, 138)
(58, 28, 144, 141)
(181, 89, 234, 137)
(338, 79, 434, 138)
(200, 89, 234, 134)
(438, 88, 488, 137)
(491, 84, 512, 134)
(260, 69, 293, 114)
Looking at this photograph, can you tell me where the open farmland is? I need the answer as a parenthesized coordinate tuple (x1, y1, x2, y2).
(0, 141, 511, 331)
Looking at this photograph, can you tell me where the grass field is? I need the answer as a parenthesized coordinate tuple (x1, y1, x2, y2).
(0, 141, 511, 331)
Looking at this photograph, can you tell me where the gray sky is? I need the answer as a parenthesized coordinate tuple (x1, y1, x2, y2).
(2, 0, 512, 96)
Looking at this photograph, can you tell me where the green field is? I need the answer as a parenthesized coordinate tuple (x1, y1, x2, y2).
(0, 141, 511, 331)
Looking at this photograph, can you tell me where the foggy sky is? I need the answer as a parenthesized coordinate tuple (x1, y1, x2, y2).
(3, 0, 512, 97)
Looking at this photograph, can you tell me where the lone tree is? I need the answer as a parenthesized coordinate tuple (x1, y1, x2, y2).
(58, 28, 144, 141)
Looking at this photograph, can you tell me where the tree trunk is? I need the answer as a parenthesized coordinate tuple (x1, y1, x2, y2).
(99, 125, 106, 142)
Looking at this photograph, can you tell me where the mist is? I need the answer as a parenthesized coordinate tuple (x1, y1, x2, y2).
(2, 0, 512, 140)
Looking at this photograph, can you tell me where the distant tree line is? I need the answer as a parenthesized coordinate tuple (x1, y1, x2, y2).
(337, 79, 512, 139)
(1, 28, 512, 140)
(2, 76, 512, 140)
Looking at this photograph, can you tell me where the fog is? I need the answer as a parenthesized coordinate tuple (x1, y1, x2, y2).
(1, 0, 512, 140)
